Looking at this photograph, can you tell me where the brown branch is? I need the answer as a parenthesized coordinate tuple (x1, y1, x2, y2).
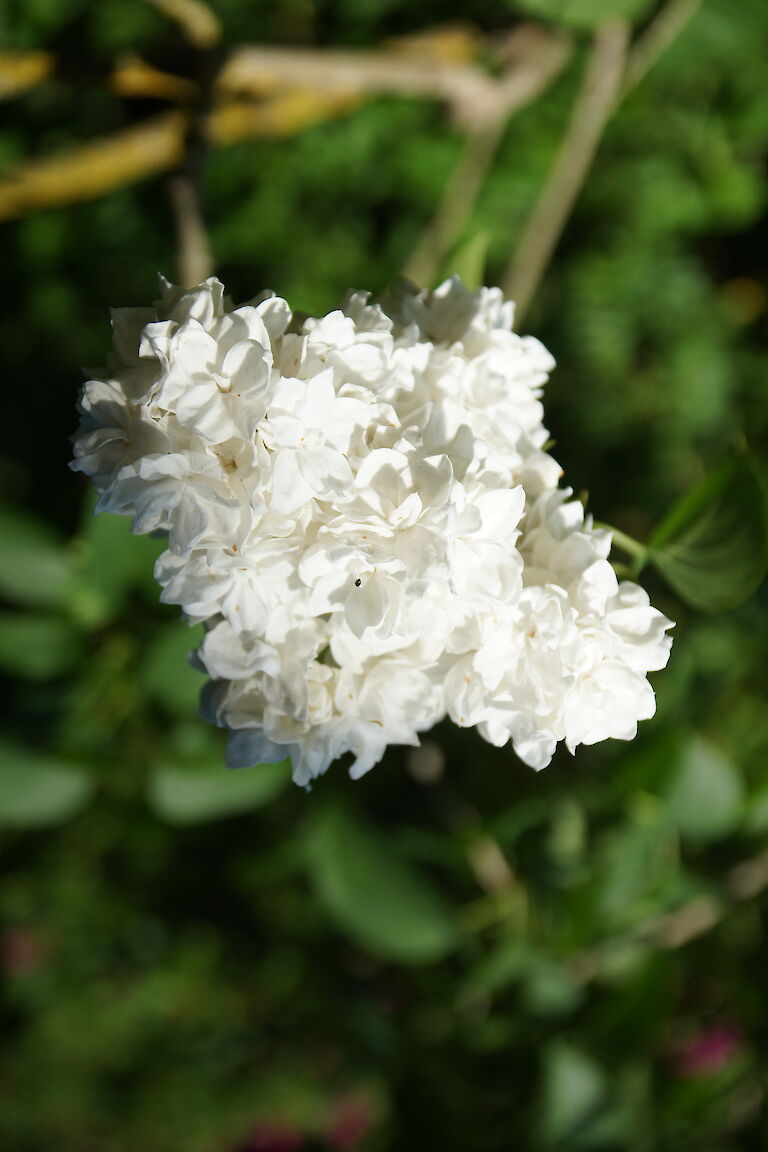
(501, 20, 629, 322)
(218, 24, 571, 131)
(0, 24, 572, 222)
(167, 173, 213, 286)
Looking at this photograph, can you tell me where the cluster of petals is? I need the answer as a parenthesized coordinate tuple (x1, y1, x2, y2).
(71, 275, 673, 784)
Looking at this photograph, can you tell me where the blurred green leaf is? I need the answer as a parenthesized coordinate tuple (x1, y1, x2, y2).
(0, 739, 95, 827)
(665, 736, 744, 843)
(462, 939, 583, 1016)
(0, 506, 77, 609)
(525, 956, 585, 1017)
(140, 622, 205, 713)
(647, 455, 768, 612)
(598, 797, 677, 927)
(75, 499, 165, 624)
(445, 230, 491, 291)
(461, 938, 529, 1001)
(148, 759, 291, 824)
(744, 782, 768, 835)
(305, 803, 458, 964)
(489, 796, 549, 845)
(510, 0, 652, 29)
(539, 1042, 619, 1148)
(0, 611, 83, 679)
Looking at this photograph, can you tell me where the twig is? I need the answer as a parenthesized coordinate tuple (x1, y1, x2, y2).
(403, 26, 571, 288)
(167, 173, 213, 286)
(218, 25, 571, 131)
(163, 8, 219, 289)
(0, 24, 569, 222)
(501, 0, 704, 319)
(622, 0, 704, 95)
(403, 124, 504, 289)
(501, 20, 629, 322)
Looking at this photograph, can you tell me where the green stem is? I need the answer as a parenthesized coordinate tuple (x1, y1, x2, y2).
(597, 523, 649, 573)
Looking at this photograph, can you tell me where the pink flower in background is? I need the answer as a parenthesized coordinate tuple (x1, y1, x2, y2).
(232, 1120, 304, 1152)
(0, 927, 50, 978)
(324, 1092, 377, 1150)
(673, 1023, 744, 1078)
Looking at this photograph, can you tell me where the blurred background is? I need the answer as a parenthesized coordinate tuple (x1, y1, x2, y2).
(1, 0, 768, 1148)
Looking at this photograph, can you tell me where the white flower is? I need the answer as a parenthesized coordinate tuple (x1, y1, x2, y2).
(71, 274, 673, 785)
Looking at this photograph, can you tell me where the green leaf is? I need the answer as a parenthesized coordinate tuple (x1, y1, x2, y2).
(598, 797, 677, 927)
(524, 956, 585, 1017)
(0, 739, 95, 827)
(744, 782, 768, 835)
(305, 803, 458, 964)
(0, 612, 84, 679)
(510, 0, 653, 30)
(539, 1042, 616, 1148)
(140, 622, 205, 713)
(0, 507, 77, 610)
(665, 735, 744, 843)
(148, 759, 291, 824)
(74, 498, 165, 624)
(647, 455, 768, 612)
(445, 230, 491, 291)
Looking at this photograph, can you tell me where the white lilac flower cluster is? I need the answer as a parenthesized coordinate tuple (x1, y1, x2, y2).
(71, 275, 672, 785)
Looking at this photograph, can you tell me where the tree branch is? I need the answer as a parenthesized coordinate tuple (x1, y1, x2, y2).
(167, 172, 213, 286)
(218, 25, 571, 131)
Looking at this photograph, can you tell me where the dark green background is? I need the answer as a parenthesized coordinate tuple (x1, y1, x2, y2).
(1, 1, 767, 1148)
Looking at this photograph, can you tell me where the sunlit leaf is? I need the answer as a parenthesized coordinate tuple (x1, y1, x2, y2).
(140, 622, 205, 713)
(647, 455, 768, 612)
(0, 612, 83, 679)
(0, 506, 77, 609)
(148, 759, 291, 824)
(305, 803, 458, 964)
(0, 740, 95, 827)
(664, 735, 744, 843)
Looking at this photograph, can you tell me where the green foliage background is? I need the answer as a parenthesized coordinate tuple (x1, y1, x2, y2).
(1, 1, 768, 1149)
